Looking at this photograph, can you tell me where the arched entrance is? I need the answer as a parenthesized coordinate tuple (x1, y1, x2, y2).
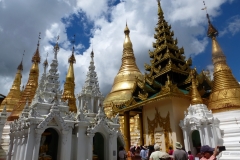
(39, 128, 59, 160)
(192, 130, 201, 154)
(93, 132, 104, 160)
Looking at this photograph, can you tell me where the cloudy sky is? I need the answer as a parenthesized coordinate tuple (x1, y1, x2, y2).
(0, 0, 240, 97)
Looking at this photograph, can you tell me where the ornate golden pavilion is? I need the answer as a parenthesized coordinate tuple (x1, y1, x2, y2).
(103, 0, 240, 151)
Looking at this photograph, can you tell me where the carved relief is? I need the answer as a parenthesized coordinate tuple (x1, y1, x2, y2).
(147, 108, 173, 150)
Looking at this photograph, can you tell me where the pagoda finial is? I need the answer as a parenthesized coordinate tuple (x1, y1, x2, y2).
(17, 50, 24, 71)
(91, 49, 94, 61)
(123, 23, 132, 50)
(191, 69, 203, 105)
(43, 52, 48, 68)
(53, 35, 60, 59)
(69, 35, 76, 64)
(62, 34, 77, 112)
(157, 0, 163, 15)
(32, 32, 41, 63)
(202, 1, 218, 38)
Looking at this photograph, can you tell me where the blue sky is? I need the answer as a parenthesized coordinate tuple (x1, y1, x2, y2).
(0, 0, 240, 97)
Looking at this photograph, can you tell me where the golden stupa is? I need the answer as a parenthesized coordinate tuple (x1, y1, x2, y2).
(61, 46, 77, 112)
(103, 23, 143, 117)
(8, 36, 41, 121)
(190, 69, 203, 105)
(207, 14, 240, 112)
(0, 59, 23, 112)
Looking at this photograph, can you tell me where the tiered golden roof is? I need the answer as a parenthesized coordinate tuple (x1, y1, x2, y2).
(8, 39, 41, 121)
(61, 47, 77, 112)
(207, 14, 240, 112)
(0, 60, 23, 112)
(103, 23, 143, 117)
(190, 69, 203, 105)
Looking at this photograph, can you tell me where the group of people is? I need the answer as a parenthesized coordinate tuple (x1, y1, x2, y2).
(119, 142, 221, 160)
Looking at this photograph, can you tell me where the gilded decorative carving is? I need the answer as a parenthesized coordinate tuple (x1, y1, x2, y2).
(147, 108, 173, 150)
(138, 91, 148, 101)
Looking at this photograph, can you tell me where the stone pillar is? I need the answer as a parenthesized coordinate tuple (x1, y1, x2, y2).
(24, 126, 35, 160)
(32, 132, 42, 160)
(60, 129, 72, 160)
(7, 133, 14, 160)
(109, 134, 118, 160)
(17, 131, 24, 160)
(138, 113, 144, 145)
(124, 111, 130, 151)
(198, 126, 204, 145)
(76, 123, 88, 160)
(87, 133, 95, 160)
(91, 97, 94, 112)
(11, 133, 18, 160)
(182, 127, 190, 152)
(203, 124, 210, 146)
(20, 130, 28, 160)
(80, 97, 84, 110)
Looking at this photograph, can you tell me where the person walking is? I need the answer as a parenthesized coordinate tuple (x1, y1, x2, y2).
(149, 144, 169, 160)
(200, 145, 219, 160)
(140, 146, 148, 160)
(173, 142, 188, 160)
(187, 151, 194, 160)
(119, 146, 127, 160)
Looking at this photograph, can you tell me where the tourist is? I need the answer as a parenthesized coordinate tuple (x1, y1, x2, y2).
(149, 144, 167, 160)
(159, 152, 171, 160)
(172, 142, 188, 160)
(168, 146, 173, 155)
(147, 145, 155, 159)
(119, 146, 127, 160)
(200, 145, 219, 160)
(188, 151, 194, 160)
(140, 145, 148, 160)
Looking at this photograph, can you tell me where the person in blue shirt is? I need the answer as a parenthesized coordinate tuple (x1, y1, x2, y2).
(140, 145, 148, 160)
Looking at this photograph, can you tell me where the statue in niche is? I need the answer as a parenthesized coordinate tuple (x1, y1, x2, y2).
(38, 132, 52, 160)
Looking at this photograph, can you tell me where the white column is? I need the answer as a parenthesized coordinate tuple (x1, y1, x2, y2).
(78, 97, 81, 111)
(182, 128, 190, 152)
(109, 134, 118, 160)
(7, 133, 14, 160)
(60, 129, 72, 160)
(16, 131, 23, 160)
(87, 133, 95, 160)
(12, 133, 19, 160)
(76, 123, 88, 160)
(198, 126, 204, 145)
(80, 97, 84, 110)
(32, 132, 42, 160)
(20, 131, 28, 160)
(24, 126, 35, 160)
(203, 124, 210, 146)
(91, 97, 94, 112)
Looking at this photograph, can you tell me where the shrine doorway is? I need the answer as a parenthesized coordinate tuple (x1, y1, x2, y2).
(192, 130, 201, 154)
(39, 128, 59, 160)
(93, 132, 104, 160)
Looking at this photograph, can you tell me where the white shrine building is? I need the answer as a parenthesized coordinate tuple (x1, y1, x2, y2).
(3, 44, 124, 160)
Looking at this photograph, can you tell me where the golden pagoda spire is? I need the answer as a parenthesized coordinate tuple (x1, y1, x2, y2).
(104, 24, 142, 117)
(0, 53, 24, 112)
(8, 33, 41, 121)
(61, 35, 77, 112)
(190, 69, 203, 105)
(204, 2, 240, 112)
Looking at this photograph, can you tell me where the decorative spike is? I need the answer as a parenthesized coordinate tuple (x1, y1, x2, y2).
(191, 69, 203, 105)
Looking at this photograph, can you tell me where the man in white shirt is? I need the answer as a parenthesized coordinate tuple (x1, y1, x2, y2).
(150, 144, 169, 160)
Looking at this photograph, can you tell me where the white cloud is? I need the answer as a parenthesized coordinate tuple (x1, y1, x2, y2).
(0, 0, 234, 97)
(220, 15, 240, 36)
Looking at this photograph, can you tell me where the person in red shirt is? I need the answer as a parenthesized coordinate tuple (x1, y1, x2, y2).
(200, 145, 219, 160)
(187, 151, 194, 160)
(168, 147, 173, 155)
